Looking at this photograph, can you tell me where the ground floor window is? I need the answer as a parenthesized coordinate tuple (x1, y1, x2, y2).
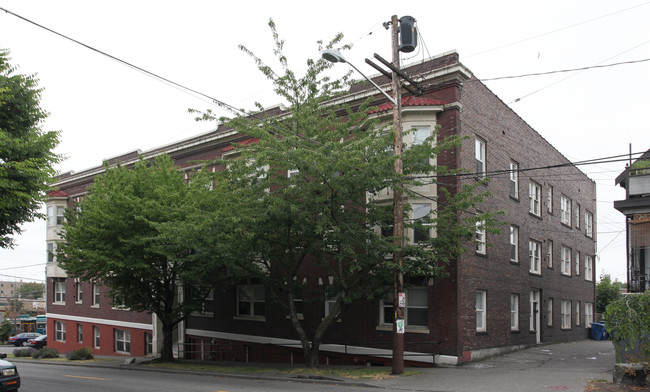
(145, 332, 153, 355)
(380, 287, 428, 328)
(115, 329, 130, 353)
(55, 321, 66, 342)
(476, 290, 487, 332)
(547, 298, 553, 326)
(77, 324, 83, 343)
(93, 326, 100, 348)
(561, 300, 571, 329)
(585, 303, 593, 327)
(510, 294, 519, 331)
(236, 285, 265, 318)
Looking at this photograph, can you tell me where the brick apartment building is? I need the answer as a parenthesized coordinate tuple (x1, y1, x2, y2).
(46, 50, 596, 364)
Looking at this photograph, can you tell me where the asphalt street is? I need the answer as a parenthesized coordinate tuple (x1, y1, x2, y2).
(5, 339, 617, 392)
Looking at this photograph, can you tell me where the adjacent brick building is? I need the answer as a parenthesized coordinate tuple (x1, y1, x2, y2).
(46, 50, 596, 363)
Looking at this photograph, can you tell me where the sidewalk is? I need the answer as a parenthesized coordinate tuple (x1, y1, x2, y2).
(9, 340, 626, 392)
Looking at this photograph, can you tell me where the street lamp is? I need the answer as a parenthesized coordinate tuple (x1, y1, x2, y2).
(322, 14, 406, 375)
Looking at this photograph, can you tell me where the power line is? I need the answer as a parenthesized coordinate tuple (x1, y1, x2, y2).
(476, 58, 650, 82)
(0, 273, 45, 282)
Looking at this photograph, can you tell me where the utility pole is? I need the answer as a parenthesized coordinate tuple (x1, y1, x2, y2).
(390, 14, 405, 376)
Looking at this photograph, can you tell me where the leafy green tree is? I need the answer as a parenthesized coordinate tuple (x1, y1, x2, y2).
(0, 319, 13, 342)
(19, 282, 44, 299)
(58, 155, 235, 361)
(605, 291, 650, 362)
(204, 21, 498, 367)
(596, 274, 624, 313)
(0, 49, 62, 248)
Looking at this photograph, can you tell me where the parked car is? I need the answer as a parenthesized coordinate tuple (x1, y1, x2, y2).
(26, 335, 46, 349)
(8, 332, 42, 347)
(0, 353, 20, 390)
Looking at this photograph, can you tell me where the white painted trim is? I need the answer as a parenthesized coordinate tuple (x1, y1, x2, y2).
(46, 313, 153, 331)
(185, 329, 438, 365)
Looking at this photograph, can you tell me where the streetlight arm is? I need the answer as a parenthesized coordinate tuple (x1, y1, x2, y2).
(345, 62, 397, 106)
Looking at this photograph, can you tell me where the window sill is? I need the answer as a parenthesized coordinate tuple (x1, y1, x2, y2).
(510, 260, 519, 265)
(560, 273, 572, 278)
(376, 325, 429, 334)
(529, 212, 543, 220)
(52, 302, 65, 306)
(286, 315, 304, 320)
(510, 329, 520, 334)
(191, 311, 214, 318)
(529, 271, 542, 277)
(91, 304, 100, 308)
(475, 252, 488, 258)
(476, 331, 488, 335)
(234, 315, 266, 322)
(75, 301, 83, 305)
(509, 195, 520, 202)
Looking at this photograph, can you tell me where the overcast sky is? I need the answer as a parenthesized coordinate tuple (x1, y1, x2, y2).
(1, 0, 648, 284)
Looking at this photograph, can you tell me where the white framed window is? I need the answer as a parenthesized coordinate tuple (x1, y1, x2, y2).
(92, 282, 100, 307)
(576, 301, 581, 326)
(585, 303, 593, 327)
(575, 251, 581, 276)
(237, 285, 265, 318)
(561, 195, 572, 226)
(412, 203, 432, 244)
(475, 220, 486, 255)
(547, 186, 553, 213)
(412, 126, 430, 146)
(547, 240, 553, 268)
(510, 161, 519, 199)
(54, 279, 66, 304)
(115, 329, 131, 353)
(380, 287, 428, 328)
(47, 205, 65, 226)
(575, 203, 581, 229)
(561, 300, 572, 329)
(55, 321, 66, 341)
(529, 239, 541, 274)
(93, 326, 100, 348)
(585, 255, 593, 281)
(475, 137, 486, 179)
(510, 294, 519, 331)
(561, 245, 572, 276)
(476, 290, 487, 332)
(75, 279, 82, 304)
(47, 242, 56, 263)
(510, 226, 519, 263)
(585, 211, 593, 238)
(325, 296, 340, 320)
(529, 181, 541, 216)
(77, 324, 83, 343)
(145, 333, 153, 355)
(547, 298, 553, 326)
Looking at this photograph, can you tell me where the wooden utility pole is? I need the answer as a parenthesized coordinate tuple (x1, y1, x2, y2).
(391, 14, 405, 376)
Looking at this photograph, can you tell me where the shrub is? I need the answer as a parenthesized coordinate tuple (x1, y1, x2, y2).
(12, 348, 34, 357)
(605, 291, 650, 363)
(67, 347, 93, 360)
(32, 348, 59, 359)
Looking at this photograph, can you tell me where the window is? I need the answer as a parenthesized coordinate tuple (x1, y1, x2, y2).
(77, 324, 83, 343)
(115, 329, 131, 353)
(475, 220, 486, 255)
(585, 303, 593, 327)
(55, 321, 66, 341)
(561, 195, 571, 226)
(529, 181, 541, 216)
(576, 301, 581, 326)
(529, 239, 541, 274)
(585, 211, 593, 238)
(547, 240, 553, 268)
(47, 205, 65, 226)
(510, 294, 519, 331)
(412, 126, 430, 146)
(237, 285, 265, 318)
(92, 282, 100, 307)
(476, 290, 487, 332)
(93, 326, 100, 348)
(575, 203, 581, 228)
(54, 279, 66, 304)
(75, 279, 83, 303)
(575, 251, 580, 276)
(509, 161, 519, 198)
(561, 300, 572, 329)
(561, 245, 572, 276)
(547, 186, 553, 213)
(145, 333, 153, 355)
(325, 296, 340, 319)
(510, 226, 519, 262)
(381, 287, 428, 328)
(547, 298, 553, 326)
(585, 255, 593, 281)
(412, 203, 432, 244)
(47, 242, 56, 263)
(475, 137, 486, 179)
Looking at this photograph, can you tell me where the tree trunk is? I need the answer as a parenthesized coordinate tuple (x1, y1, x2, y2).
(304, 341, 320, 368)
(160, 321, 175, 362)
